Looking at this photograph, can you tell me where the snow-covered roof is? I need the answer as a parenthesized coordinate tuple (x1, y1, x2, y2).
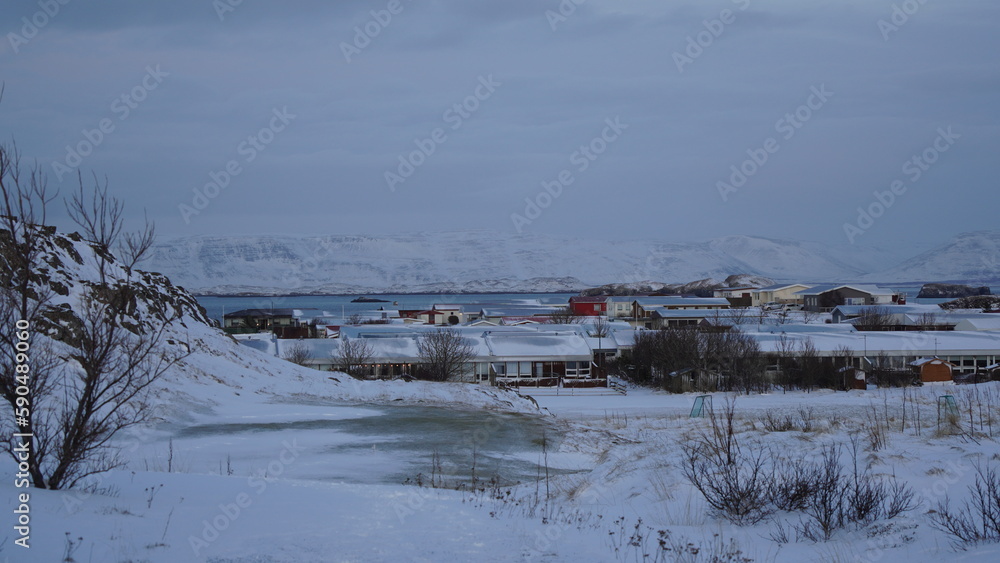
(832, 304, 938, 316)
(634, 297, 730, 308)
(794, 284, 892, 296)
(753, 323, 857, 334)
(954, 317, 1000, 331)
(481, 307, 558, 317)
(569, 295, 611, 304)
(752, 330, 1000, 356)
(224, 308, 319, 318)
(483, 332, 592, 360)
(909, 357, 955, 367)
(755, 283, 813, 292)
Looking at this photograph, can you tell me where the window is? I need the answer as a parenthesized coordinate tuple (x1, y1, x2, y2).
(476, 363, 491, 382)
(565, 361, 591, 378)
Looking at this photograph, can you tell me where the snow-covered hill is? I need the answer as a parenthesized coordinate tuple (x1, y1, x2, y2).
(5, 225, 540, 419)
(861, 231, 1000, 285)
(140, 231, 906, 295)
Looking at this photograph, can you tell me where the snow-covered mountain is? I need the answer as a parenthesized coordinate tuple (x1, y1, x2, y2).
(860, 231, 1000, 285)
(140, 231, 907, 295)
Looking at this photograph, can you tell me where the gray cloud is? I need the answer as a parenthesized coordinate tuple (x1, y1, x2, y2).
(1, 0, 997, 253)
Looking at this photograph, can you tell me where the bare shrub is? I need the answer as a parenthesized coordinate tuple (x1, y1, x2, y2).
(282, 341, 311, 366)
(760, 411, 795, 432)
(794, 439, 915, 541)
(681, 399, 772, 524)
(770, 456, 819, 512)
(930, 464, 1000, 546)
(679, 402, 916, 539)
(334, 336, 374, 379)
(796, 444, 848, 541)
(798, 407, 816, 432)
(865, 403, 889, 451)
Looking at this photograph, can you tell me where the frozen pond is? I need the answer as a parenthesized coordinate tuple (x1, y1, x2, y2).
(133, 402, 576, 487)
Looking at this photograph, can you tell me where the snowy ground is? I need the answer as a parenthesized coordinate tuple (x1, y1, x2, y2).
(5, 374, 1000, 562)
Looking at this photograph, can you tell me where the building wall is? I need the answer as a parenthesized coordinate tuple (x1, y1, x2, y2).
(753, 286, 809, 306)
(920, 362, 953, 383)
(570, 302, 606, 316)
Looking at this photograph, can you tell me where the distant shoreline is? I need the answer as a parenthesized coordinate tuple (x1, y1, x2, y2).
(193, 290, 583, 298)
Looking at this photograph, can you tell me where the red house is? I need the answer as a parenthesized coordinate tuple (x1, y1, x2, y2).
(568, 296, 608, 317)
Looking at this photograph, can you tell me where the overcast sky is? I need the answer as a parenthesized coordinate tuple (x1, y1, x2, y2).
(2, 0, 997, 251)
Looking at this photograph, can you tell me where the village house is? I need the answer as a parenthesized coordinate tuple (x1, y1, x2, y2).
(750, 283, 813, 307)
(630, 297, 730, 327)
(244, 321, 635, 388)
(713, 286, 756, 307)
(606, 296, 637, 319)
(223, 308, 320, 338)
(753, 330, 1000, 377)
(568, 295, 609, 317)
(797, 285, 897, 312)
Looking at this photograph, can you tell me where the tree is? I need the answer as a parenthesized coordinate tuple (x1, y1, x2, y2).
(415, 329, 476, 382)
(548, 307, 580, 324)
(629, 327, 700, 388)
(917, 312, 939, 330)
(802, 308, 820, 324)
(718, 329, 766, 394)
(773, 333, 798, 392)
(334, 336, 374, 379)
(796, 338, 820, 392)
(0, 137, 60, 489)
(853, 306, 894, 331)
(1, 136, 187, 490)
(282, 341, 312, 367)
(590, 316, 610, 338)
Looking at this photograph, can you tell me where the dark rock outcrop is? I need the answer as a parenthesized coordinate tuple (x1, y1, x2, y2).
(917, 283, 991, 299)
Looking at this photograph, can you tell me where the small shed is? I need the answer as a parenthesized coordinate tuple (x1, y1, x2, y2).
(837, 366, 867, 390)
(910, 357, 956, 384)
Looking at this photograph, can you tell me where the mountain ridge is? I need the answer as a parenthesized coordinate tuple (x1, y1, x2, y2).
(139, 230, 1000, 295)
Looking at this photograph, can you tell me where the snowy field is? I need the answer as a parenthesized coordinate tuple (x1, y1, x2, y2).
(5, 375, 1000, 562)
